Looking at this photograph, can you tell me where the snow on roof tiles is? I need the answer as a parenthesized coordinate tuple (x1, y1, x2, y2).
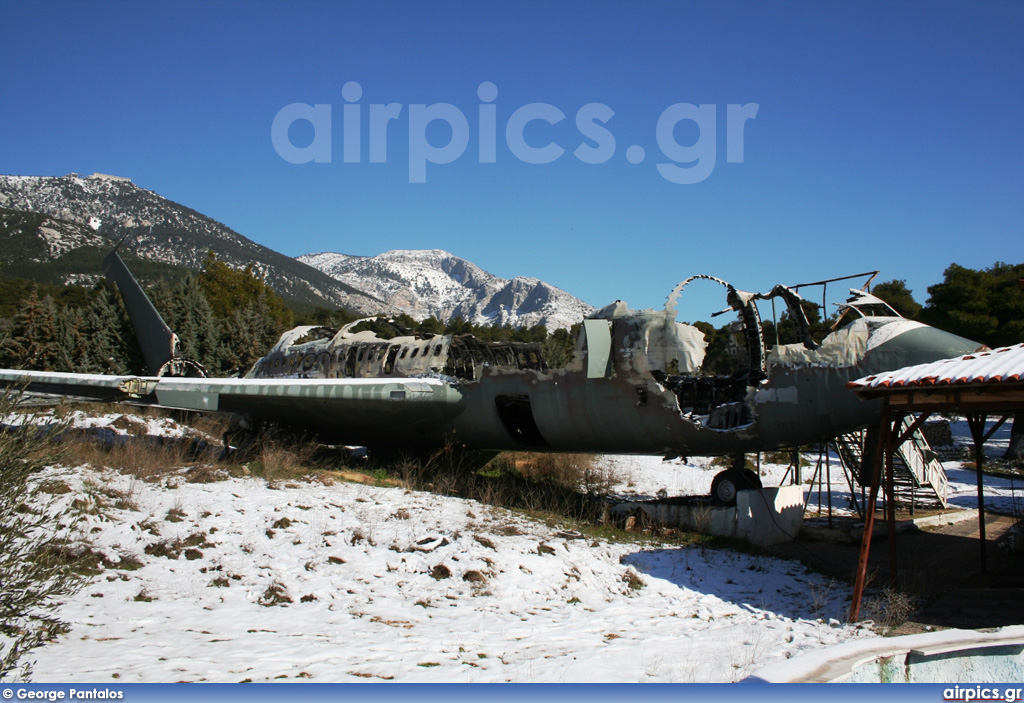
(849, 343, 1024, 391)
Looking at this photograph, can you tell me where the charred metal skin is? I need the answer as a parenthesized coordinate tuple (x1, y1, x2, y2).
(0, 252, 981, 464)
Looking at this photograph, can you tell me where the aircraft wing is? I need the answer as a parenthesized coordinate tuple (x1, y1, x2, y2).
(0, 369, 466, 443)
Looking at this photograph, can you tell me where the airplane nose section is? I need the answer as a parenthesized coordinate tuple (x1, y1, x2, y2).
(866, 319, 983, 372)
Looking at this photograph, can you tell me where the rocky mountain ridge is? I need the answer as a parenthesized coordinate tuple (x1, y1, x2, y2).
(0, 173, 388, 313)
(0, 173, 593, 328)
(299, 249, 593, 329)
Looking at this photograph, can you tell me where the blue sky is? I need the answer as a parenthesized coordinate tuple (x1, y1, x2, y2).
(2, 0, 1021, 317)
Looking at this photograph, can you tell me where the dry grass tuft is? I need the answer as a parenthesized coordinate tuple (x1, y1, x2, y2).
(430, 564, 451, 580)
(63, 431, 220, 483)
(259, 581, 293, 606)
(507, 452, 610, 493)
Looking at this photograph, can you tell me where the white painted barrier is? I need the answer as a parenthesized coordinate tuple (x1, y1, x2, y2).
(745, 626, 1024, 682)
(611, 485, 804, 546)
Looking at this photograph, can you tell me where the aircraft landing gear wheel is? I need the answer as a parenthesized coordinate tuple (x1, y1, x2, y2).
(710, 468, 762, 506)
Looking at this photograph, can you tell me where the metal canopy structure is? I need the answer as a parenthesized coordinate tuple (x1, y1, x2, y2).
(845, 343, 1024, 621)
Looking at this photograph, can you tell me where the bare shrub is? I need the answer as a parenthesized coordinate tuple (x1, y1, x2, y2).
(691, 503, 712, 535)
(808, 578, 836, 619)
(862, 587, 917, 632)
(0, 390, 89, 681)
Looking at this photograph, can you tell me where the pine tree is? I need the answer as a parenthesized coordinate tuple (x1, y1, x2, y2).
(6, 290, 60, 371)
(219, 293, 284, 374)
(80, 287, 131, 374)
(922, 262, 1024, 347)
(199, 251, 292, 327)
(52, 306, 84, 373)
(163, 275, 222, 372)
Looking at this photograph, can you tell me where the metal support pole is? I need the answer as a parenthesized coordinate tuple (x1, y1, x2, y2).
(850, 406, 890, 622)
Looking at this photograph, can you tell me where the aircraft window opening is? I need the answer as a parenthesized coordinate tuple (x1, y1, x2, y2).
(344, 348, 357, 377)
(384, 346, 399, 375)
(400, 348, 409, 359)
(433, 345, 443, 356)
(411, 348, 419, 358)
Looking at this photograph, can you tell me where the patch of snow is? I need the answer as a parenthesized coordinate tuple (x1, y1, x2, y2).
(15, 411, 869, 683)
(28, 468, 864, 682)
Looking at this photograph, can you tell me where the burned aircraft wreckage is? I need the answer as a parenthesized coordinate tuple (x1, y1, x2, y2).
(0, 251, 980, 502)
(242, 273, 976, 455)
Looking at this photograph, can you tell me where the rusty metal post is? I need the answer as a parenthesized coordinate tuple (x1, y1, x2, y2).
(849, 403, 890, 622)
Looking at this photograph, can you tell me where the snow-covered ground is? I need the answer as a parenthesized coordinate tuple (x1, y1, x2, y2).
(14, 411, 1019, 682)
(16, 411, 877, 683)
(27, 466, 866, 683)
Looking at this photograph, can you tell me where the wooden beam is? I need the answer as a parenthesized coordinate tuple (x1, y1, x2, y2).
(966, 413, 989, 574)
(894, 411, 933, 448)
(865, 387, 1024, 409)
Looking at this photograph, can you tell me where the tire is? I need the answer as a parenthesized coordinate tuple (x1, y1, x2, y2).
(710, 468, 762, 506)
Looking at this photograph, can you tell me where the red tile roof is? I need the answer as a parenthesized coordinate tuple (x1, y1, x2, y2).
(849, 343, 1024, 390)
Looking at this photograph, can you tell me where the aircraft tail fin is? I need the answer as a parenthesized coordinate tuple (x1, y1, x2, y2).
(102, 248, 205, 377)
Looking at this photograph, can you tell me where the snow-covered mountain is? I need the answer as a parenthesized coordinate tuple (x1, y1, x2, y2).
(0, 173, 390, 314)
(0, 173, 593, 328)
(299, 249, 594, 330)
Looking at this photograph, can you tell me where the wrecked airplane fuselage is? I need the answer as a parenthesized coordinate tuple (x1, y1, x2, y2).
(0, 248, 982, 507)
(234, 275, 980, 459)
